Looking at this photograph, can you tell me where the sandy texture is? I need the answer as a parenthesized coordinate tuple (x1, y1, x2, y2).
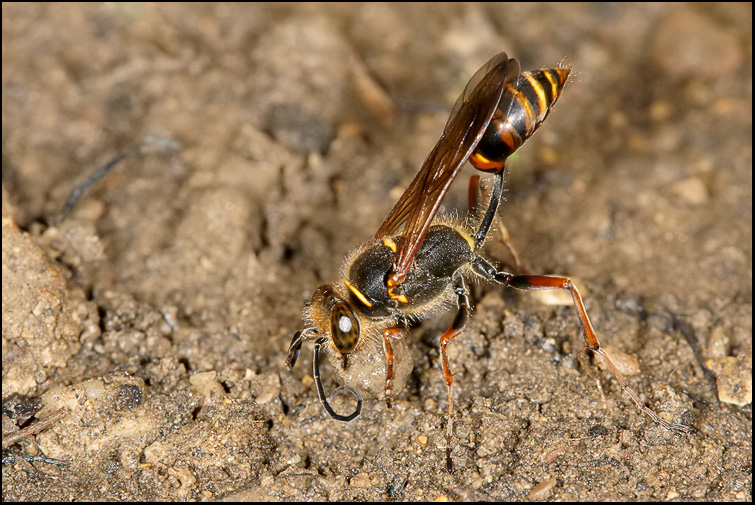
(3, 3, 751, 501)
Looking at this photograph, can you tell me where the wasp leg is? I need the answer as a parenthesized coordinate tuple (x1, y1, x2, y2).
(382, 327, 404, 409)
(286, 328, 317, 369)
(438, 278, 472, 473)
(467, 174, 483, 216)
(312, 338, 363, 422)
(472, 257, 691, 434)
(468, 174, 529, 273)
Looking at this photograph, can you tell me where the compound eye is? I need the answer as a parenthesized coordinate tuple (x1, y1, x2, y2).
(330, 303, 360, 354)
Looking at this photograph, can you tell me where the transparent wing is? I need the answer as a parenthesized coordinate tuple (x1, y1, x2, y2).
(374, 52, 520, 283)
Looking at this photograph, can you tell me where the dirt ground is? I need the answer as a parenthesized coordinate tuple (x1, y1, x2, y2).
(2, 3, 751, 501)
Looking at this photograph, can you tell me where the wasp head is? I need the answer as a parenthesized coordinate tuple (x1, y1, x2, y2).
(287, 282, 413, 419)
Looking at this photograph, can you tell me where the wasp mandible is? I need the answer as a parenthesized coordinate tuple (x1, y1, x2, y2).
(287, 52, 689, 472)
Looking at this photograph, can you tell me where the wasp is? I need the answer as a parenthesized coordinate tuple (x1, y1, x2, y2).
(287, 52, 689, 472)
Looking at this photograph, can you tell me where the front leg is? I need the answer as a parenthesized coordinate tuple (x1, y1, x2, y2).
(382, 327, 405, 409)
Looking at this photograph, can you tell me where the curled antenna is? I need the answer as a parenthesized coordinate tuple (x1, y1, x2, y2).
(313, 338, 362, 422)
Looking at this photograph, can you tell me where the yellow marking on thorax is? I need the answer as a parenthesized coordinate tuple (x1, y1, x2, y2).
(459, 228, 475, 250)
(388, 287, 409, 304)
(382, 237, 398, 253)
(388, 288, 409, 303)
(344, 279, 372, 307)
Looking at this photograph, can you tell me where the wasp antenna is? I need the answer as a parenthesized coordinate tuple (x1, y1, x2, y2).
(313, 339, 363, 422)
(286, 330, 305, 369)
(329, 386, 363, 413)
(287, 327, 319, 369)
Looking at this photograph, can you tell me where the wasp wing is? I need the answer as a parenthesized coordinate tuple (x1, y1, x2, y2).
(374, 52, 520, 283)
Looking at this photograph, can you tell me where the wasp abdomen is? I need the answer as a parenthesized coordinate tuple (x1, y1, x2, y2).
(470, 67, 570, 173)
